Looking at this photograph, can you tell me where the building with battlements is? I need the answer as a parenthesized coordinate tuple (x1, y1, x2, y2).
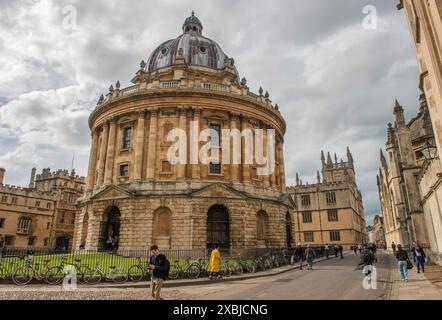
(0, 167, 85, 250)
(287, 149, 367, 248)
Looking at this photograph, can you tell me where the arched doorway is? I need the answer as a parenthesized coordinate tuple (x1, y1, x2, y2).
(207, 205, 230, 250)
(286, 212, 293, 248)
(99, 207, 121, 251)
(55, 236, 70, 252)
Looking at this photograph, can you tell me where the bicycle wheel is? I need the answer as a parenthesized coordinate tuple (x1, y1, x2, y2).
(45, 267, 63, 285)
(111, 269, 128, 284)
(187, 263, 201, 279)
(234, 264, 243, 276)
(84, 269, 102, 285)
(247, 262, 257, 274)
(12, 266, 34, 286)
(76, 265, 92, 284)
(128, 265, 144, 282)
(168, 263, 181, 280)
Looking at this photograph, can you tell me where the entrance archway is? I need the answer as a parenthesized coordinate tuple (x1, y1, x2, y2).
(207, 205, 230, 250)
(99, 207, 121, 250)
(55, 236, 70, 252)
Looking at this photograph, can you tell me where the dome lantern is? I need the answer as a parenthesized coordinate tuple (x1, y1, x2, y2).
(182, 11, 203, 34)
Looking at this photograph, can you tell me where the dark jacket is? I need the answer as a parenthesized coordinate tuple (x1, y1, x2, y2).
(411, 246, 426, 259)
(295, 247, 304, 259)
(395, 250, 409, 262)
(151, 254, 168, 280)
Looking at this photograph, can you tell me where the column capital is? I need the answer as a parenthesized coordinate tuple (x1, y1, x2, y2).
(149, 108, 159, 116)
(230, 111, 240, 120)
(178, 106, 189, 114)
(108, 116, 117, 124)
(192, 106, 202, 114)
(136, 109, 146, 118)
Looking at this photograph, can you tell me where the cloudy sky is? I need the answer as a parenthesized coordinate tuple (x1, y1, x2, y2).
(0, 0, 421, 224)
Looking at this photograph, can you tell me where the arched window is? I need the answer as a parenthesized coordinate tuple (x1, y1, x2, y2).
(256, 211, 268, 240)
(153, 207, 171, 237)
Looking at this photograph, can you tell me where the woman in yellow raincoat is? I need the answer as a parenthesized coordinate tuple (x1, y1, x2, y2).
(209, 244, 221, 279)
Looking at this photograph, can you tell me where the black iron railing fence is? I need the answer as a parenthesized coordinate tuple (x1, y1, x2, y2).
(0, 246, 334, 284)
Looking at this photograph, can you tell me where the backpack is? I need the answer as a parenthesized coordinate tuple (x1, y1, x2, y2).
(164, 258, 170, 278)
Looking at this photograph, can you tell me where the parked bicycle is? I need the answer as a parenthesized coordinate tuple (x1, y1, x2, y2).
(12, 256, 54, 286)
(128, 256, 151, 282)
(45, 257, 92, 285)
(85, 262, 128, 284)
(168, 258, 200, 280)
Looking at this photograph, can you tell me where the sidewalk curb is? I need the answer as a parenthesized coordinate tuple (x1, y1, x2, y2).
(84, 253, 346, 290)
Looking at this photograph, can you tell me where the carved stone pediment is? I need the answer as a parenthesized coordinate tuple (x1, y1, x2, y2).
(90, 185, 134, 201)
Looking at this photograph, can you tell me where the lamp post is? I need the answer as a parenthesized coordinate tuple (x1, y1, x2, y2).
(420, 141, 438, 160)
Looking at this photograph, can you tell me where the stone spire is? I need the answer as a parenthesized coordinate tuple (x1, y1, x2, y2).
(321, 150, 325, 165)
(327, 152, 332, 165)
(393, 99, 405, 126)
(317, 170, 321, 184)
(387, 123, 394, 145)
(296, 173, 299, 186)
(347, 146, 353, 164)
(334, 153, 338, 164)
(380, 148, 388, 170)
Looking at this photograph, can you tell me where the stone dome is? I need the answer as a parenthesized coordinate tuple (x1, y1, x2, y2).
(145, 12, 239, 81)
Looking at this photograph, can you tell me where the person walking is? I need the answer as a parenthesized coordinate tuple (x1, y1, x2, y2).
(295, 244, 304, 270)
(395, 244, 411, 282)
(334, 245, 339, 258)
(149, 245, 168, 300)
(305, 245, 316, 270)
(338, 245, 344, 259)
(324, 244, 330, 259)
(353, 244, 358, 255)
(209, 244, 221, 279)
(411, 241, 426, 273)
(0, 235, 4, 258)
(358, 244, 362, 254)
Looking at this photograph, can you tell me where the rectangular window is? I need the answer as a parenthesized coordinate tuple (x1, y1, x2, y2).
(161, 160, 172, 174)
(330, 231, 341, 241)
(302, 211, 312, 223)
(301, 194, 311, 207)
(17, 217, 31, 233)
(60, 212, 65, 224)
(209, 162, 221, 174)
(35, 201, 40, 207)
(4, 236, 14, 246)
(71, 213, 75, 224)
(11, 197, 17, 204)
(28, 237, 36, 246)
(328, 209, 339, 222)
(120, 164, 129, 177)
(304, 232, 314, 243)
(209, 124, 221, 147)
(0, 218, 5, 228)
(1, 196, 7, 203)
(47, 202, 52, 209)
(123, 127, 132, 149)
(326, 191, 336, 204)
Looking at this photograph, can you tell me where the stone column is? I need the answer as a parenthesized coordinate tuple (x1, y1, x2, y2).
(146, 108, 158, 180)
(263, 127, 271, 188)
(133, 110, 146, 180)
(230, 112, 240, 182)
(97, 122, 109, 185)
(86, 128, 99, 191)
(104, 117, 117, 185)
(241, 115, 251, 183)
(177, 106, 188, 179)
(191, 107, 201, 179)
(277, 138, 286, 192)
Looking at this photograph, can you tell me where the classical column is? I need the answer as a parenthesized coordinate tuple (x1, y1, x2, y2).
(133, 110, 146, 180)
(241, 115, 251, 183)
(104, 117, 117, 184)
(230, 112, 240, 182)
(146, 108, 158, 180)
(177, 106, 188, 179)
(270, 140, 277, 188)
(263, 127, 271, 188)
(86, 127, 99, 191)
(191, 107, 201, 179)
(97, 122, 109, 185)
(277, 138, 286, 192)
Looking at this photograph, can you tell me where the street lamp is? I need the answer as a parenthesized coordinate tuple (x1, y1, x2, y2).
(420, 141, 438, 160)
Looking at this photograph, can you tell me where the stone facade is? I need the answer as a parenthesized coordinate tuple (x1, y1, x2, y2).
(74, 13, 294, 253)
(372, 215, 386, 247)
(287, 149, 367, 249)
(0, 168, 85, 250)
(377, 98, 433, 250)
(398, 0, 442, 265)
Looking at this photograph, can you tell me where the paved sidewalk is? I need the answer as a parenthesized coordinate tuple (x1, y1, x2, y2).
(388, 255, 442, 300)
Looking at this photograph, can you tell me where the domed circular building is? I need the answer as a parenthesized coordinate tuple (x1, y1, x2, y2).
(74, 13, 294, 253)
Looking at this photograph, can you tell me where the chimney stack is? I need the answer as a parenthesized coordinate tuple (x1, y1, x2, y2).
(0, 168, 4, 185)
(29, 167, 37, 188)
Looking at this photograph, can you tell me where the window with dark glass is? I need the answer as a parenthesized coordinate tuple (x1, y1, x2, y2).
(301, 194, 311, 207)
(326, 191, 336, 204)
(123, 127, 132, 149)
(302, 211, 313, 223)
(209, 124, 221, 174)
(120, 164, 129, 177)
(330, 231, 341, 241)
(28, 236, 36, 246)
(4, 236, 13, 245)
(328, 209, 339, 222)
(304, 232, 314, 242)
(0, 218, 5, 228)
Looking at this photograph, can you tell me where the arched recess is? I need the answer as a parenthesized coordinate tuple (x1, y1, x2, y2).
(286, 212, 293, 248)
(98, 206, 121, 251)
(153, 207, 172, 249)
(207, 205, 230, 250)
(256, 210, 269, 248)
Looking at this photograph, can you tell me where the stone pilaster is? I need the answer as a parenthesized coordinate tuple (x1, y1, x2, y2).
(277, 137, 286, 192)
(146, 108, 158, 180)
(134, 110, 146, 180)
(230, 112, 240, 182)
(191, 107, 201, 179)
(263, 127, 271, 188)
(86, 127, 99, 191)
(104, 117, 117, 184)
(97, 122, 109, 185)
(177, 106, 188, 179)
(241, 115, 251, 183)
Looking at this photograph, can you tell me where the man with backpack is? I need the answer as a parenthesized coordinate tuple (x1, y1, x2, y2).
(149, 245, 170, 300)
